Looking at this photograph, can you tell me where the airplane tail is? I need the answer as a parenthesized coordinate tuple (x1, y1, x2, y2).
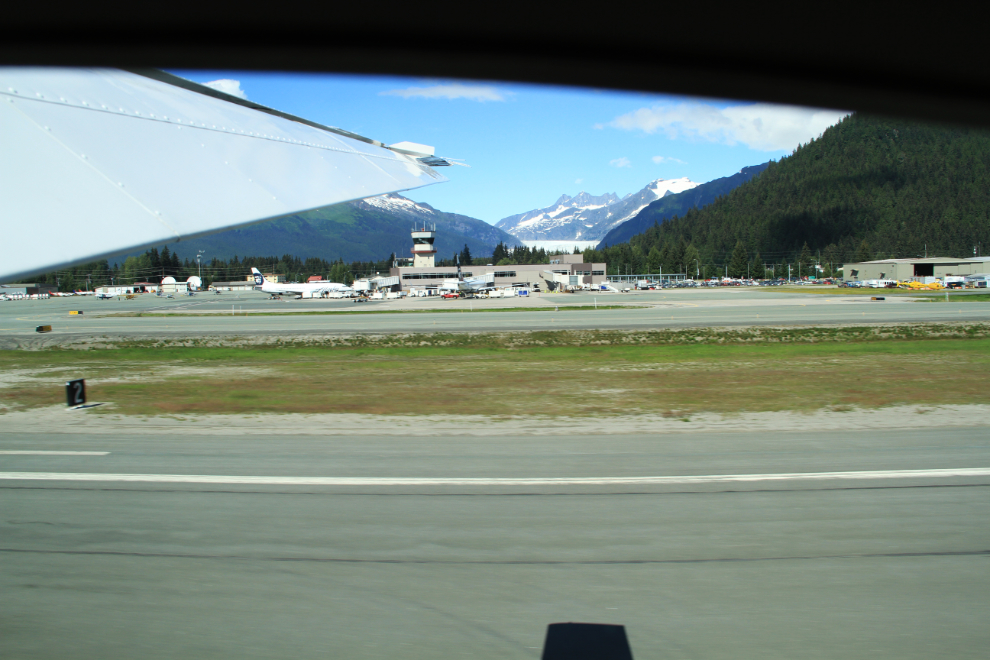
(250, 268, 265, 286)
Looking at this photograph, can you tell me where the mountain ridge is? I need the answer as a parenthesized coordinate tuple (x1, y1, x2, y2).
(158, 194, 520, 263)
(495, 178, 699, 242)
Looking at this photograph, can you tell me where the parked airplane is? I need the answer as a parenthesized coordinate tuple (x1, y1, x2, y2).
(251, 268, 353, 298)
(439, 259, 495, 295)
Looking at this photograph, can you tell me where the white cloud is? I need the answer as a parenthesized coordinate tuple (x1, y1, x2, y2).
(609, 157, 632, 168)
(203, 79, 247, 100)
(652, 155, 686, 164)
(609, 102, 849, 151)
(574, 178, 584, 185)
(381, 83, 509, 102)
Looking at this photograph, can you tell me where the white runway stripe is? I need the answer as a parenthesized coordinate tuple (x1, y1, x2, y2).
(0, 468, 988, 486)
(0, 451, 109, 456)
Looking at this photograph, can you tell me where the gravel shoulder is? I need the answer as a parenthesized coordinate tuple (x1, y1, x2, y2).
(4, 403, 988, 437)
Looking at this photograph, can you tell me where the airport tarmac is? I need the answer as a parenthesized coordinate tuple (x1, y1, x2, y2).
(2, 288, 989, 341)
(2, 427, 988, 659)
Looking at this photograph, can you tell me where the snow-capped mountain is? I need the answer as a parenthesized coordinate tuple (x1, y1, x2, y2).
(495, 177, 699, 242)
(359, 193, 437, 220)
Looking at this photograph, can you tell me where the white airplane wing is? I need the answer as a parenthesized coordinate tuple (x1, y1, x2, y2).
(0, 68, 450, 282)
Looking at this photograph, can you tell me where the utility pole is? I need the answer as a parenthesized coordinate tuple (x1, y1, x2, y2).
(694, 258, 699, 279)
(197, 250, 205, 281)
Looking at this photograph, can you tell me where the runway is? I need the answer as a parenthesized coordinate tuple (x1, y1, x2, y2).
(3, 427, 989, 659)
(2, 288, 989, 340)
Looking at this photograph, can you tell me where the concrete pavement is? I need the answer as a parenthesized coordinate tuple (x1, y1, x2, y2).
(2, 288, 989, 342)
(2, 428, 989, 659)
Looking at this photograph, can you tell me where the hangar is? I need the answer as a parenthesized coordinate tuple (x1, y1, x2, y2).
(842, 257, 990, 282)
(0, 282, 58, 296)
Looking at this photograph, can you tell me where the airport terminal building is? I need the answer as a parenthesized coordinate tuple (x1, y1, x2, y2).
(390, 254, 606, 291)
(391, 229, 605, 290)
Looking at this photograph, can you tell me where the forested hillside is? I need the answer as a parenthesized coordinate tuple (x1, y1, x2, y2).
(158, 197, 518, 264)
(585, 113, 990, 277)
(596, 163, 769, 247)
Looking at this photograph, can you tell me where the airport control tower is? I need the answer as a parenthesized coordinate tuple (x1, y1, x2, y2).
(411, 227, 437, 268)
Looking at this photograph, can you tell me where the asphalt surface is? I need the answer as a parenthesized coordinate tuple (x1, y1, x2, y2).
(3, 428, 989, 659)
(2, 288, 989, 340)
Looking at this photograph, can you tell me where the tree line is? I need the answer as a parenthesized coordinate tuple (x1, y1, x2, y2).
(30, 243, 576, 291)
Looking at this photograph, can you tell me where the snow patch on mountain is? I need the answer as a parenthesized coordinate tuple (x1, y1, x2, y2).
(650, 177, 698, 198)
(362, 193, 435, 217)
(495, 178, 698, 242)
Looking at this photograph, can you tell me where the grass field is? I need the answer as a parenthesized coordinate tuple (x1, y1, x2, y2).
(2, 325, 988, 417)
(918, 293, 990, 302)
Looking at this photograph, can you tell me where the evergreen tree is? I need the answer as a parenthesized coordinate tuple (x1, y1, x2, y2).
(683, 243, 701, 278)
(459, 244, 472, 266)
(798, 242, 813, 278)
(647, 247, 662, 274)
(856, 240, 873, 263)
(728, 240, 748, 278)
(751, 251, 765, 279)
(149, 248, 161, 279)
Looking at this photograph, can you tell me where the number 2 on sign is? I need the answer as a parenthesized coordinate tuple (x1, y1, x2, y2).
(66, 379, 86, 407)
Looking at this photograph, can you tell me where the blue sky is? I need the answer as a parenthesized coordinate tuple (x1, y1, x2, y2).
(173, 71, 847, 224)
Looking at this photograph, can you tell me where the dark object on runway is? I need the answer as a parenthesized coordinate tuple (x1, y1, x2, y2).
(541, 623, 633, 660)
(35, 325, 52, 333)
(65, 378, 85, 407)
(872, 297, 886, 301)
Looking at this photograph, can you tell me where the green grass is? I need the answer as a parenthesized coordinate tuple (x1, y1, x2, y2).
(917, 293, 990, 303)
(2, 324, 989, 417)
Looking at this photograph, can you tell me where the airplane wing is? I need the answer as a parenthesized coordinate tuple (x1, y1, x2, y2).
(0, 68, 449, 282)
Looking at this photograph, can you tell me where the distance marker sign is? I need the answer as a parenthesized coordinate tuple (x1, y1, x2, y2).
(66, 379, 86, 407)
